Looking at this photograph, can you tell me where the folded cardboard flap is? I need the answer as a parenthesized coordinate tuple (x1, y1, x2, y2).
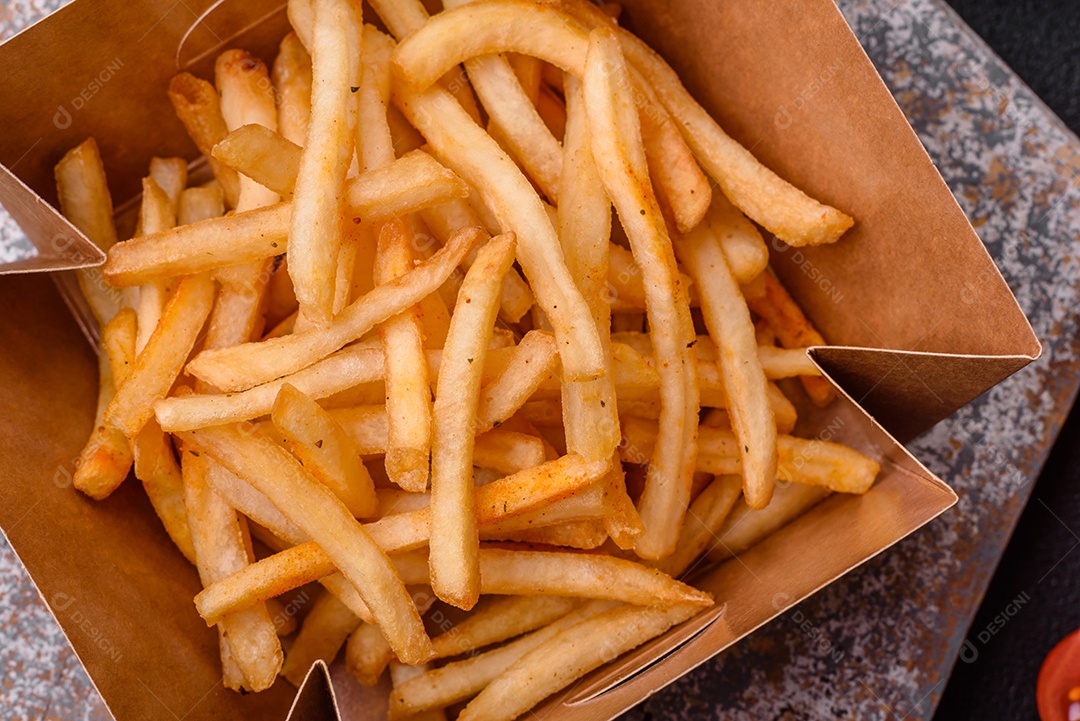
(0, 0, 1039, 720)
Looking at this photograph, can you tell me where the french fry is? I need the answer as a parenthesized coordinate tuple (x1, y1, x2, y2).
(430, 233, 518, 609)
(392, 82, 605, 383)
(132, 418, 198, 563)
(157, 345, 386, 431)
(675, 207, 777, 509)
(148, 156, 188, 209)
(288, 0, 362, 326)
(54, 138, 124, 326)
(655, 474, 742, 578)
(133, 176, 177, 352)
(271, 383, 379, 517)
(537, 84, 567, 140)
(104, 274, 215, 437)
(346, 622, 395, 686)
(493, 519, 609, 549)
(583, 28, 698, 559)
(558, 76, 620, 464)
(389, 661, 448, 721)
(768, 382, 798, 435)
(72, 308, 136, 499)
(182, 451, 283, 692)
(707, 481, 832, 562)
(705, 191, 768, 285)
(280, 590, 360, 687)
(458, 601, 703, 721)
(509, 53, 542, 107)
(475, 331, 559, 433)
(612, 26, 854, 245)
(634, 73, 712, 234)
(273, 32, 313, 146)
(195, 455, 610, 624)
(429, 596, 578, 660)
(168, 73, 241, 208)
(419, 199, 534, 323)
(388, 601, 611, 720)
(213, 125, 301, 199)
(391, 1, 588, 92)
(177, 423, 435, 664)
(182, 226, 484, 392)
(375, 219, 434, 493)
(204, 457, 308, 544)
(746, 270, 837, 406)
(177, 186, 226, 226)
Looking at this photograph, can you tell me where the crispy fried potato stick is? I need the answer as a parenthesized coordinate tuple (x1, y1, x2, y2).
(375, 219, 433, 492)
(280, 590, 360, 687)
(54, 138, 124, 326)
(195, 454, 609, 623)
(388, 601, 609, 720)
(182, 451, 282, 692)
(654, 474, 742, 578)
(272, 383, 379, 518)
(676, 215, 777, 509)
(429, 596, 578, 660)
(288, 0, 362, 326)
(558, 76, 620, 464)
(273, 33, 313, 146)
(475, 331, 559, 433)
(177, 423, 435, 664)
(180, 226, 484, 392)
(177, 187, 225, 226)
(168, 73, 241, 208)
(104, 274, 215, 437)
(347, 621, 395, 686)
(392, 83, 605, 382)
(132, 418, 197, 563)
(458, 601, 704, 721)
(707, 481, 831, 562)
(746, 270, 837, 406)
(430, 233, 518, 609)
(583, 29, 698, 559)
(73, 308, 136, 499)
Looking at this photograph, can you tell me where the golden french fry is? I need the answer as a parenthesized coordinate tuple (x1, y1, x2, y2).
(133, 176, 176, 352)
(177, 423, 435, 664)
(635, 73, 711, 234)
(158, 345, 385, 431)
(600, 458, 644, 550)
(148, 156, 188, 209)
(612, 29, 853, 245)
(213, 125, 301, 199)
(707, 481, 832, 562)
(655, 474, 742, 578)
(346, 622, 395, 686)
(676, 209, 777, 509)
(182, 226, 485, 392)
(393, 82, 605, 383)
(458, 601, 704, 721)
(54, 138, 124, 326)
(389, 661, 448, 721)
(583, 28, 698, 559)
(280, 590, 360, 687)
(419, 198, 535, 324)
(430, 596, 578, 660)
(706, 191, 768, 285)
(746, 270, 837, 406)
(375, 219, 434, 492)
(132, 418, 197, 563)
(182, 451, 283, 692)
(204, 456, 308, 544)
(168, 73, 241, 208)
(391, 1, 588, 92)
(104, 274, 215, 437)
(476, 331, 559, 433)
(768, 383, 798, 435)
(177, 186, 226, 229)
(388, 601, 610, 720)
(431, 233, 518, 609)
(288, 0, 362, 326)
(272, 383, 379, 517)
(73, 308, 136, 500)
(558, 76, 620, 464)
(356, 26, 396, 171)
(493, 519, 609, 549)
(195, 454, 610, 624)
(273, 32, 313, 146)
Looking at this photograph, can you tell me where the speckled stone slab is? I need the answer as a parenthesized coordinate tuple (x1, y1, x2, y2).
(2, 0, 1078, 719)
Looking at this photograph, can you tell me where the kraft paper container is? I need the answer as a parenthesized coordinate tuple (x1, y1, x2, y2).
(0, 0, 1041, 719)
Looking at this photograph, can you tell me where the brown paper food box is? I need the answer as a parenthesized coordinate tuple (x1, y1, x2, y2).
(0, 0, 1041, 718)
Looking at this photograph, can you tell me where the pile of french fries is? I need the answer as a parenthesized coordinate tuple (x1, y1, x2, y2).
(54, 0, 880, 717)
